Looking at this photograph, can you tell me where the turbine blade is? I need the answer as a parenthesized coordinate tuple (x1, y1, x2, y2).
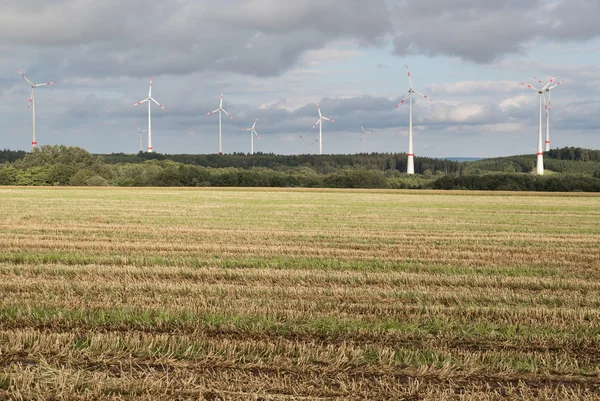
(17, 68, 33, 86)
(322, 117, 334, 123)
(534, 76, 544, 86)
(149, 77, 152, 97)
(413, 91, 432, 102)
(252, 118, 258, 129)
(219, 92, 224, 108)
(542, 75, 556, 90)
(406, 64, 413, 89)
(317, 103, 322, 118)
(206, 109, 220, 115)
(27, 88, 34, 109)
(222, 108, 234, 120)
(543, 91, 549, 116)
(396, 93, 411, 108)
(34, 81, 56, 87)
(549, 80, 564, 90)
(133, 98, 150, 107)
(312, 118, 321, 129)
(134, 123, 147, 133)
(151, 98, 166, 110)
(253, 129, 260, 139)
(520, 83, 539, 92)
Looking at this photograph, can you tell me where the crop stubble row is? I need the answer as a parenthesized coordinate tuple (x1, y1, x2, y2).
(0, 188, 599, 399)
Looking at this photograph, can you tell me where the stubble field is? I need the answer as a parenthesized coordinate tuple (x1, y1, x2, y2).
(0, 187, 599, 400)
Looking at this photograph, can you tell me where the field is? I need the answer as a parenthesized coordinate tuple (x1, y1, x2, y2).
(0, 187, 599, 400)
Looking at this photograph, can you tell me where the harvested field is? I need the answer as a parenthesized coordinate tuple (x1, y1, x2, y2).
(0, 187, 599, 400)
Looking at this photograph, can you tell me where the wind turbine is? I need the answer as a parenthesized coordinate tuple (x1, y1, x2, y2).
(206, 92, 234, 154)
(16, 68, 56, 150)
(298, 130, 306, 155)
(133, 123, 147, 152)
(535, 76, 564, 152)
(133, 78, 166, 153)
(312, 102, 334, 155)
(396, 65, 432, 174)
(358, 122, 375, 153)
(242, 118, 260, 155)
(521, 76, 555, 175)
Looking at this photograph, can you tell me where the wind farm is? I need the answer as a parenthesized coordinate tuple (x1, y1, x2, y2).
(2, 3, 600, 399)
(6, 63, 578, 169)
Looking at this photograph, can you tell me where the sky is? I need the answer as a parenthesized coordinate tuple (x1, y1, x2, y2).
(1, 0, 599, 158)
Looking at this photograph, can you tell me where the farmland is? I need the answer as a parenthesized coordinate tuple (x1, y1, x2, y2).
(0, 187, 599, 400)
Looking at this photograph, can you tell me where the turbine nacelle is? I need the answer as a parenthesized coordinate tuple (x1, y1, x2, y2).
(17, 68, 56, 110)
(396, 67, 432, 108)
(133, 123, 147, 134)
(133, 79, 166, 110)
(359, 122, 375, 136)
(206, 93, 234, 120)
(242, 118, 260, 139)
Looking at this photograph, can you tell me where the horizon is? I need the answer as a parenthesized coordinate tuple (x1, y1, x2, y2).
(1, 1, 600, 157)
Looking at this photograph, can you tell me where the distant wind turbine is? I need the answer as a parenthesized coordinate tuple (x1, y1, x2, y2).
(535, 76, 564, 152)
(312, 102, 334, 155)
(521, 75, 556, 175)
(358, 122, 375, 153)
(242, 118, 260, 155)
(310, 136, 321, 154)
(133, 123, 147, 152)
(16, 68, 56, 150)
(298, 130, 306, 155)
(396, 65, 432, 174)
(133, 78, 166, 153)
(206, 93, 234, 154)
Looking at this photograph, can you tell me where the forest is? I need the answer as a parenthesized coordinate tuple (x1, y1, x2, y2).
(1, 145, 599, 191)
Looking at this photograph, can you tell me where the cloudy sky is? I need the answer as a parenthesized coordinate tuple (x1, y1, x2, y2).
(1, 0, 599, 157)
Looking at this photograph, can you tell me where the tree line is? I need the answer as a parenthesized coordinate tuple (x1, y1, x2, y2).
(1, 145, 599, 191)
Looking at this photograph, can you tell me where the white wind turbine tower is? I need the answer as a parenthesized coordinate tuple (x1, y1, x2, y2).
(133, 123, 147, 152)
(535, 76, 564, 152)
(396, 65, 432, 174)
(312, 103, 334, 155)
(242, 118, 260, 155)
(521, 76, 555, 175)
(133, 78, 166, 153)
(206, 93, 234, 154)
(358, 122, 375, 153)
(16, 68, 56, 150)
